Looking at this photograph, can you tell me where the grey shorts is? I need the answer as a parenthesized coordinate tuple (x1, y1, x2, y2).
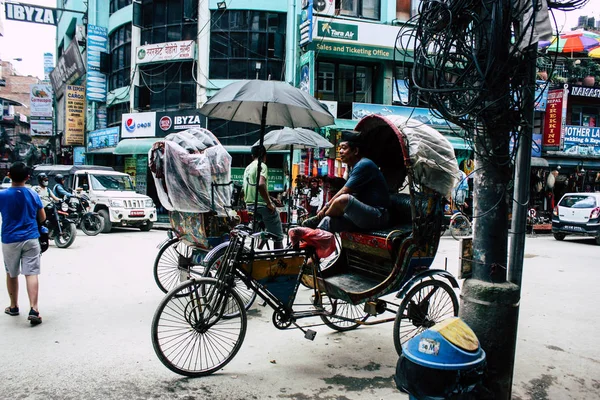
(318, 195, 389, 233)
(249, 205, 284, 241)
(3, 239, 41, 278)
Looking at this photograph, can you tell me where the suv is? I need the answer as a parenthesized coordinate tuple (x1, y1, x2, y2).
(32, 165, 157, 232)
(552, 192, 600, 245)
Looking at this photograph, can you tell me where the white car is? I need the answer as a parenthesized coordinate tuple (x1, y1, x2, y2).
(552, 192, 600, 245)
(0, 177, 10, 189)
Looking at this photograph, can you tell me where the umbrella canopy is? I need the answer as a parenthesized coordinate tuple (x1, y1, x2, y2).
(589, 46, 600, 58)
(548, 30, 600, 54)
(198, 80, 334, 129)
(256, 127, 333, 151)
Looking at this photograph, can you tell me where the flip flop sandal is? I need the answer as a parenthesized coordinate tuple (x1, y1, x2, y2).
(5, 306, 19, 316)
(28, 309, 42, 325)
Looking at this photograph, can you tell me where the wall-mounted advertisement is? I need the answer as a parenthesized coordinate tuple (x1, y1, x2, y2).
(542, 89, 567, 150)
(49, 40, 86, 98)
(299, 51, 315, 95)
(30, 84, 53, 117)
(156, 109, 205, 136)
(73, 146, 86, 165)
(563, 125, 600, 156)
(299, 0, 313, 47)
(351, 103, 459, 130)
(87, 127, 119, 152)
(320, 100, 338, 118)
(121, 112, 156, 138)
(64, 85, 86, 146)
(136, 40, 195, 64)
(30, 119, 53, 136)
(534, 80, 549, 112)
(87, 24, 108, 102)
(96, 105, 107, 129)
(393, 79, 410, 104)
(43, 52, 54, 81)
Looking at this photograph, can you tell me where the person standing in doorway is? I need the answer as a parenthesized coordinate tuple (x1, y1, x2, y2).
(0, 162, 46, 325)
(243, 144, 284, 249)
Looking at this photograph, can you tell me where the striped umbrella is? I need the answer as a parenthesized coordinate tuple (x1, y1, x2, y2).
(548, 30, 600, 54)
(589, 47, 600, 58)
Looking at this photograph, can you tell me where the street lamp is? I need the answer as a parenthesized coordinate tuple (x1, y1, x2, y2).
(255, 61, 262, 79)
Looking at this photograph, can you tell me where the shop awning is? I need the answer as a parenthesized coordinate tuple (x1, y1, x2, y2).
(445, 135, 472, 151)
(531, 157, 549, 167)
(86, 147, 116, 155)
(114, 138, 161, 155)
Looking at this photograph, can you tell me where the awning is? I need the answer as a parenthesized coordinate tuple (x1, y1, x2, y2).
(86, 147, 116, 155)
(445, 135, 472, 151)
(531, 157, 549, 167)
(114, 138, 161, 155)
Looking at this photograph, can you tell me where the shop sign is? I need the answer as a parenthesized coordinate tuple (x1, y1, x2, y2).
(136, 40, 195, 65)
(534, 80, 549, 112)
(64, 85, 85, 146)
(87, 127, 119, 152)
(351, 103, 459, 130)
(231, 167, 284, 192)
(569, 85, 600, 99)
(309, 16, 415, 61)
(542, 89, 567, 149)
(4, 3, 56, 25)
(29, 84, 53, 118)
(96, 105, 107, 130)
(121, 112, 156, 138)
(299, 51, 315, 95)
(155, 110, 206, 136)
(320, 100, 337, 118)
(299, 0, 313, 46)
(30, 118, 53, 136)
(49, 41, 86, 98)
(44, 52, 54, 81)
(563, 126, 600, 156)
(73, 147, 86, 165)
(318, 21, 358, 41)
(86, 25, 108, 103)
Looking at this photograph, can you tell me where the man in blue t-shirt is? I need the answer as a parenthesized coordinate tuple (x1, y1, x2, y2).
(0, 162, 46, 325)
(307, 131, 390, 232)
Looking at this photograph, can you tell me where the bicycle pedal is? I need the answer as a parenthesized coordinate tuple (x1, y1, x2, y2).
(304, 329, 317, 341)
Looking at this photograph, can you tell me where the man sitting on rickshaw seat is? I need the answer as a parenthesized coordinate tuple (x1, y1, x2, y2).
(303, 131, 390, 233)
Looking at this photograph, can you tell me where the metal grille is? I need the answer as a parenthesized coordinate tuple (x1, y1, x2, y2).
(123, 199, 144, 209)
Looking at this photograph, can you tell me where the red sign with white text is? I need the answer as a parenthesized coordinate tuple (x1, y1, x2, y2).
(543, 89, 565, 149)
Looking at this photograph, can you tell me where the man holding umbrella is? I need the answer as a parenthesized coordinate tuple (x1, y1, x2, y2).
(243, 144, 284, 249)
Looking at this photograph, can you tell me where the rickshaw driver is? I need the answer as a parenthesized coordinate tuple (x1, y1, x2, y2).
(243, 144, 284, 249)
(305, 131, 390, 233)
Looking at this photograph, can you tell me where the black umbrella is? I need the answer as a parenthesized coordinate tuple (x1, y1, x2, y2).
(199, 80, 334, 224)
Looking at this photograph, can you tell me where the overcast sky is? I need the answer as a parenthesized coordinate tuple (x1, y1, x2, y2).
(0, 0, 597, 80)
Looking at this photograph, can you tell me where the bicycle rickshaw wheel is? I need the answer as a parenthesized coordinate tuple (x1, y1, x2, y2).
(151, 278, 247, 377)
(450, 214, 472, 240)
(203, 245, 257, 316)
(393, 279, 458, 356)
(153, 238, 205, 294)
(319, 295, 369, 332)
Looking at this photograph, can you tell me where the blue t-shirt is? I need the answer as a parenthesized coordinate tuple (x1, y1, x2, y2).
(0, 187, 43, 244)
(345, 158, 390, 208)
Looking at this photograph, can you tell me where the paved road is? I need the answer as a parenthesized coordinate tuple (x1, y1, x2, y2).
(0, 228, 598, 399)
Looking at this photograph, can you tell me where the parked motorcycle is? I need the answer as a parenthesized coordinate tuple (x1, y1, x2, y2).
(44, 201, 77, 249)
(66, 194, 104, 236)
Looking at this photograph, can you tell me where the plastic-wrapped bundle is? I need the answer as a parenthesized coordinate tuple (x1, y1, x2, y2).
(149, 128, 232, 215)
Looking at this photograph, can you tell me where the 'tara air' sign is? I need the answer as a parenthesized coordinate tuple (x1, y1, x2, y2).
(5, 2, 57, 26)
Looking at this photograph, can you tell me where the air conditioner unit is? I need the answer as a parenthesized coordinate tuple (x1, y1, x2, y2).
(313, 0, 335, 16)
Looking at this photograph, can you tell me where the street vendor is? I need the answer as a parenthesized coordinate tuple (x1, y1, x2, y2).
(243, 144, 284, 249)
(303, 130, 390, 232)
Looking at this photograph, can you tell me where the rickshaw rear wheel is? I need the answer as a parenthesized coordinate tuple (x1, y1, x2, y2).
(153, 238, 206, 294)
(151, 278, 247, 377)
(319, 295, 369, 332)
(393, 279, 458, 356)
(450, 214, 472, 240)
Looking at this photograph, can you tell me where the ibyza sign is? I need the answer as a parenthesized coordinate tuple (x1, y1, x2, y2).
(5, 2, 57, 26)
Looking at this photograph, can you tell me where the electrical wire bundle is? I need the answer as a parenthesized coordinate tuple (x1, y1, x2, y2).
(395, 0, 590, 165)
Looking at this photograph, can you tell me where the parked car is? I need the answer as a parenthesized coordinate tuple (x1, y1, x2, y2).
(552, 192, 600, 245)
(0, 177, 11, 189)
(31, 165, 157, 233)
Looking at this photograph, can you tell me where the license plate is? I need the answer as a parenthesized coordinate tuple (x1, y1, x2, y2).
(129, 210, 144, 217)
(563, 225, 584, 232)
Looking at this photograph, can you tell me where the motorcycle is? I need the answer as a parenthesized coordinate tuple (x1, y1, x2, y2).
(65, 194, 104, 236)
(44, 200, 77, 249)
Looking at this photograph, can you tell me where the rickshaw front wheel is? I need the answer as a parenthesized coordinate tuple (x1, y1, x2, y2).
(153, 238, 205, 294)
(393, 279, 458, 356)
(151, 278, 247, 377)
(319, 295, 369, 332)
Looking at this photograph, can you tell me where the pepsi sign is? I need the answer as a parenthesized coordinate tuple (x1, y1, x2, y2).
(121, 112, 157, 138)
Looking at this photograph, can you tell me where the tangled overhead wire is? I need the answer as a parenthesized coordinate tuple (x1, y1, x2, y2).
(395, 0, 589, 166)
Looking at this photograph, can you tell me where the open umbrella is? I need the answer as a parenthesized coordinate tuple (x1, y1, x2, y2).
(547, 30, 600, 55)
(589, 47, 600, 58)
(254, 127, 334, 220)
(199, 80, 334, 223)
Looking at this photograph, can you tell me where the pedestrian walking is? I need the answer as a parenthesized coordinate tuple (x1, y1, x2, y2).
(0, 162, 46, 325)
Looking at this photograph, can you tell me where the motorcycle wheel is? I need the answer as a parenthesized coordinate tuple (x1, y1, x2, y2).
(55, 222, 77, 248)
(80, 213, 104, 236)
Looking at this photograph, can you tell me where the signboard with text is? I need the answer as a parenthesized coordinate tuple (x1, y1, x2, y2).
(87, 127, 119, 152)
(136, 41, 195, 64)
(231, 167, 285, 192)
(542, 89, 567, 150)
(4, 2, 56, 25)
(86, 24, 108, 102)
(29, 84, 53, 117)
(155, 109, 205, 136)
(121, 112, 156, 138)
(299, 51, 315, 95)
(49, 41, 86, 98)
(64, 85, 86, 146)
(563, 125, 600, 156)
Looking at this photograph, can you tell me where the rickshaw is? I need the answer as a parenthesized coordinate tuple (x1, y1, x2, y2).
(151, 114, 462, 377)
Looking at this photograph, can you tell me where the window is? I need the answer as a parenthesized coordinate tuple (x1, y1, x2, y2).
(108, 102, 129, 127)
(315, 62, 374, 118)
(109, 24, 132, 92)
(137, 62, 196, 111)
(340, 0, 380, 20)
(110, 0, 132, 15)
(209, 10, 287, 80)
(571, 106, 599, 127)
(140, 0, 197, 45)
